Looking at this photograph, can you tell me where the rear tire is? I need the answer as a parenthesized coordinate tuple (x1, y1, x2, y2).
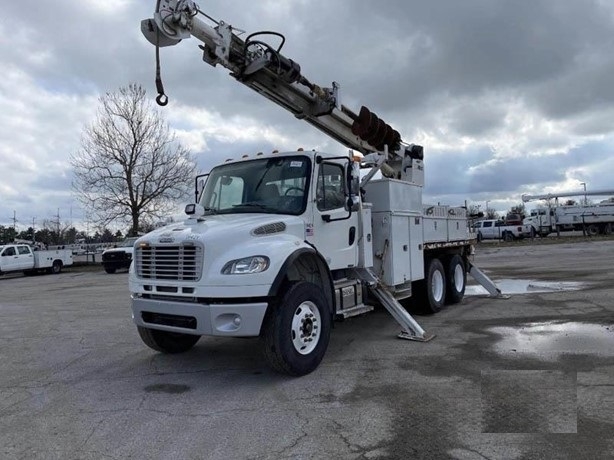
(503, 232, 513, 242)
(587, 224, 599, 236)
(422, 258, 446, 313)
(137, 326, 200, 353)
(104, 267, 116, 274)
(445, 255, 466, 305)
(261, 281, 331, 376)
(51, 261, 62, 274)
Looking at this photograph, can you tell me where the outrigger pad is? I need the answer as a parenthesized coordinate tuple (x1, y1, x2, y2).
(397, 331, 436, 342)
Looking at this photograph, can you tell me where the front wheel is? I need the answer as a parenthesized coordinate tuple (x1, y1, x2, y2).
(261, 281, 331, 376)
(137, 326, 201, 353)
(445, 255, 466, 305)
(104, 267, 116, 274)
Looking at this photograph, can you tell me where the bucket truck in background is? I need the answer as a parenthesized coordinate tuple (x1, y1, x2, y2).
(522, 189, 614, 237)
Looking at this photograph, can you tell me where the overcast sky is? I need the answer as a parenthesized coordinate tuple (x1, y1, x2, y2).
(2, 0, 614, 231)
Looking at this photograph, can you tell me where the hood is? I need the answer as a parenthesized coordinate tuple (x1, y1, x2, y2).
(102, 246, 134, 255)
(137, 214, 305, 246)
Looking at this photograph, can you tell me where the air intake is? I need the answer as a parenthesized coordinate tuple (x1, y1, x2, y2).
(252, 222, 287, 236)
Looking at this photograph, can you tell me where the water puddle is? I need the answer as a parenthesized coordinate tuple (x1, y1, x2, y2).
(466, 279, 587, 296)
(490, 321, 614, 360)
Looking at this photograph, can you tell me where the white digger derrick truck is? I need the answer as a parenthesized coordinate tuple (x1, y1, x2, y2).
(134, 0, 500, 375)
(522, 189, 614, 237)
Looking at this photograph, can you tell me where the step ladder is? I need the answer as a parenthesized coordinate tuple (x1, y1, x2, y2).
(352, 268, 434, 342)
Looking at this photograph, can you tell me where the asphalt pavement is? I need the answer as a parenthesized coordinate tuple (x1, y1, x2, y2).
(1, 239, 613, 459)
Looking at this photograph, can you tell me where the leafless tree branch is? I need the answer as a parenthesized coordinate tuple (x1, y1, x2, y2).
(71, 83, 197, 234)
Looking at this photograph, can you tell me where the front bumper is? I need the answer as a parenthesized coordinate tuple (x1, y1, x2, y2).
(131, 296, 269, 337)
(103, 259, 132, 270)
(102, 252, 132, 270)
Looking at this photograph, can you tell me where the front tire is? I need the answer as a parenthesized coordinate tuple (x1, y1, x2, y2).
(137, 326, 201, 353)
(261, 281, 331, 376)
(104, 267, 116, 274)
(445, 255, 466, 305)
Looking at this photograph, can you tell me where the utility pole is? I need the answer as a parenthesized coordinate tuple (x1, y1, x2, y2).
(56, 208, 61, 244)
(580, 182, 587, 236)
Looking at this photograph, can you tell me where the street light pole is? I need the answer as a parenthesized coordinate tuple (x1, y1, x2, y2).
(580, 182, 587, 236)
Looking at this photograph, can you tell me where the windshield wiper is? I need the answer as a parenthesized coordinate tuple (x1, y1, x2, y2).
(232, 202, 274, 211)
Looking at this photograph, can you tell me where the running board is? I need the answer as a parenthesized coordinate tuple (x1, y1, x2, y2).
(466, 261, 509, 299)
(352, 268, 434, 342)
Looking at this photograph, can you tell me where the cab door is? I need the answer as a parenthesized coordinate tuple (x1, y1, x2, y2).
(309, 160, 358, 270)
(0, 246, 19, 271)
(16, 245, 34, 270)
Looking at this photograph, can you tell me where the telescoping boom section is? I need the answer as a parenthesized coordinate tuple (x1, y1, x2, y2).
(140, 0, 425, 174)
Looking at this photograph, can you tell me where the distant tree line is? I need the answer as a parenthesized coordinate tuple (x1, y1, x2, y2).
(0, 224, 126, 246)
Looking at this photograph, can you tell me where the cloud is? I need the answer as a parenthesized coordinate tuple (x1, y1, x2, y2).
(2, 0, 614, 230)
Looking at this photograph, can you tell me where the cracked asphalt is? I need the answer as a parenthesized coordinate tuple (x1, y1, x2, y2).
(1, 239, 613, 459)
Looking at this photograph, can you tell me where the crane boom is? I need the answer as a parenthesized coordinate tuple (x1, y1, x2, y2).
(522, 189, 614, 202)
(141, 0, 424, 172)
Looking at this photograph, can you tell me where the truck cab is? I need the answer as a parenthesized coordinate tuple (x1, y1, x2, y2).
(130, 150, 363, 375)
(0, 245, 34, 273)
(102, 237, 139, 274)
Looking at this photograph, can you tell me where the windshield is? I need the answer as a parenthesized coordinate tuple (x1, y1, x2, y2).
(121, 237, 138, 247)
(199, 155, 311, 215)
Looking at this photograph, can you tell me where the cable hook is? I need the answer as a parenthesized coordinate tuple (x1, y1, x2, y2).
(155, 27, 169, 106)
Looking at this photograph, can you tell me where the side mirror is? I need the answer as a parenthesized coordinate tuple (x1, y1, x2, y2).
(185, 203, 205, 217)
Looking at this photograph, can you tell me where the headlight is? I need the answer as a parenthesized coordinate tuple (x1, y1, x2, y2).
(222, 256, 269, 275)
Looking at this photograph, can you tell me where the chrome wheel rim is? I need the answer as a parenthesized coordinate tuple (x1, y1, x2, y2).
(432, 270, 444, 302)
(291, 301, 321, 355)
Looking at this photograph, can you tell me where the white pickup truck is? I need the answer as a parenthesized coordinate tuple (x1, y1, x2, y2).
(0, 244, 73, 276)
(474, 219, 533, 242)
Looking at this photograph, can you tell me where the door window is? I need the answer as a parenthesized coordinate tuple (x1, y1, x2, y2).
(316, 163, 345, 211)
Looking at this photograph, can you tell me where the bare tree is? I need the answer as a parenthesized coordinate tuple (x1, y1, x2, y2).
(71, 83, 196, 235)
(485, 208, 499, 220)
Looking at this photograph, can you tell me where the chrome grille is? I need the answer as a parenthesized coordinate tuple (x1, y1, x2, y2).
(135, 244, 203, 281)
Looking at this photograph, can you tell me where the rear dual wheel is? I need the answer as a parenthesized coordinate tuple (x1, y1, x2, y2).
(445, 255, 466, 305)
(418, 256, 466, 313)
(425, 258, 446, 313)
